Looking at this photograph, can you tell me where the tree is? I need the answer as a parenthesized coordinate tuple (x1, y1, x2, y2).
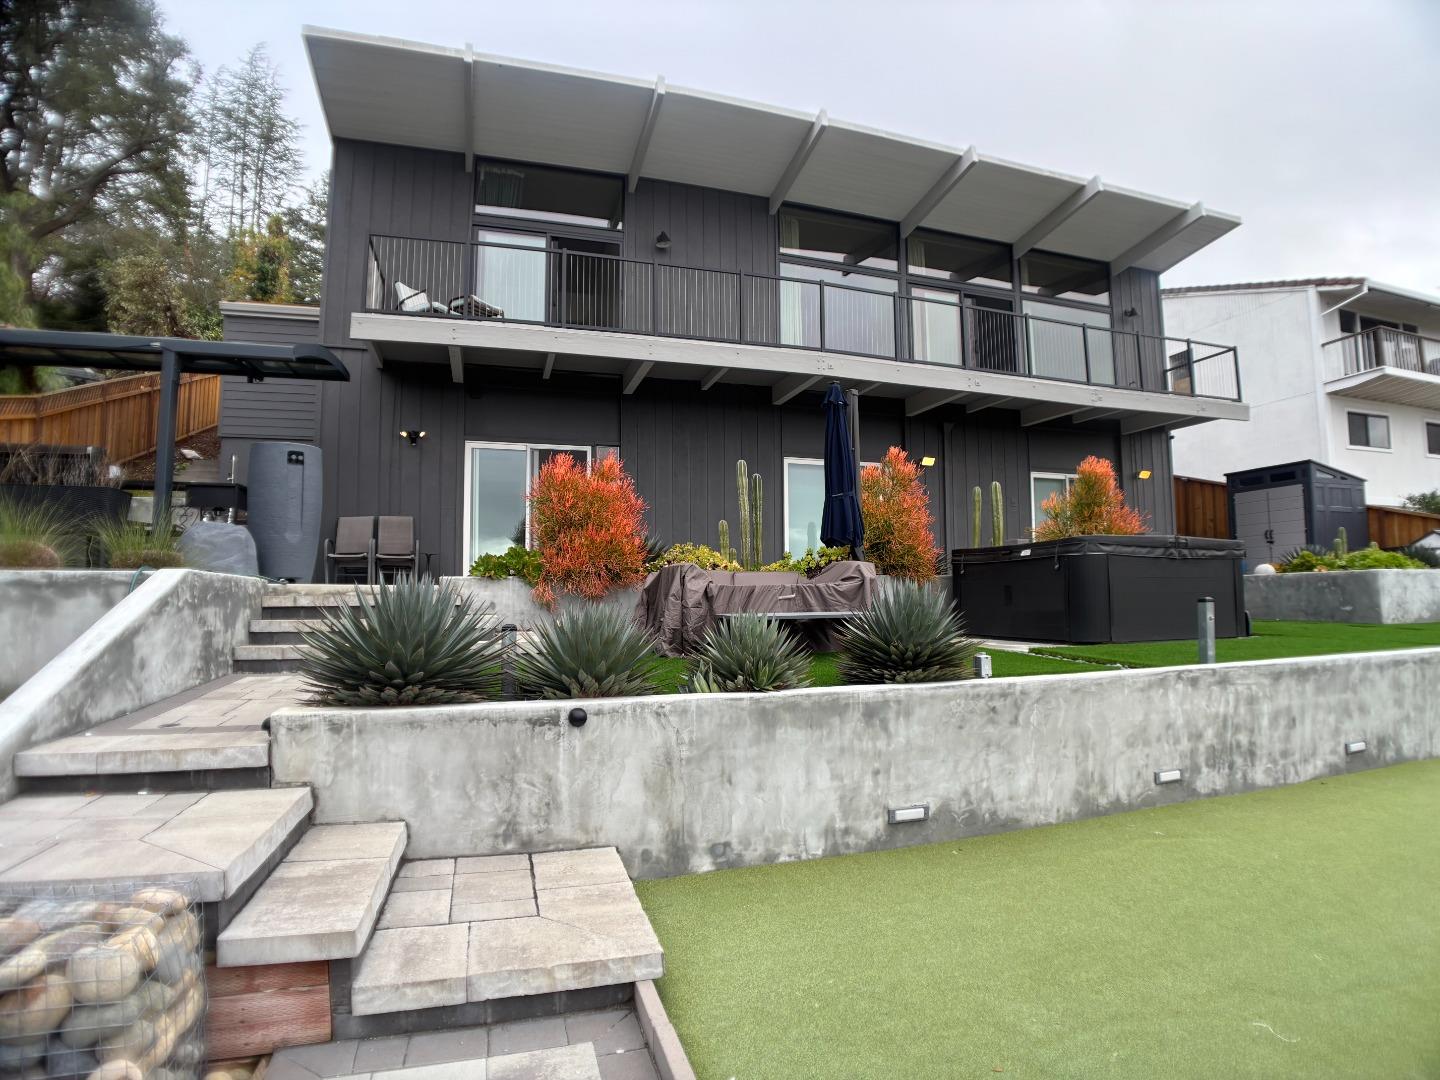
(1032, 456, 1147, 540)
(282, 173, 326, 305)
(1402, 490, 1440, 515)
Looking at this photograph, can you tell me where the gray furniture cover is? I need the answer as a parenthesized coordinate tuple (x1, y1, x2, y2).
(637, 560, 879, 656)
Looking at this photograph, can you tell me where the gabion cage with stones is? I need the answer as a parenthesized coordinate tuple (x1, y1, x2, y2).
(0, 881, 206, 1080)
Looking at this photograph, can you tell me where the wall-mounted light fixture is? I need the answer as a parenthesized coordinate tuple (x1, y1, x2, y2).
(1344, 739, 1367, 755)
(920, 455, 937, 467)
(399, 429, 427, 446)
(1135, 469, 1153, 480)
(1154, 768, 1182, 785)
(655, 231, 671, 251)
(887, 804, 929, 825)
(1123, 307, 1139, 318)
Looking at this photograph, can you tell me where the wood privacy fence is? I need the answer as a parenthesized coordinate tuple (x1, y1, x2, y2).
(0, 373, 220, 464)
(1175, 474, 1440, 548)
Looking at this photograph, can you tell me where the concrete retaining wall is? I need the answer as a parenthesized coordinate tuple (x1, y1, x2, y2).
(1245, 569, 1440, 623)
(0, 571, 138, 697)
(441, 577, 639, 629)
(270, 647, 1439, 879)
(0, 569, 265, 798)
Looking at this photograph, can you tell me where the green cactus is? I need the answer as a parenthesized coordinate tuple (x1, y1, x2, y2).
(736, 459, 752, 570)
(972, 486, 983, 547)
(732, 459, 766, 570)
(1333, 526, 1348, 557)
(751, 470, 764, 569)
(990, 480, 1004, 546)
(718, 519, 733, 563)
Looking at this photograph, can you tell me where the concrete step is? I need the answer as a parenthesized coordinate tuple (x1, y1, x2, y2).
(16, 730, 269, 778)
(0, 787, 313, 904)
(217, 821, 407, 967)
(275, 1039, 605, 1080)
(251, 618, 329, 634)
(234, 642, 306, 673)
(348, 847, 663, 1018)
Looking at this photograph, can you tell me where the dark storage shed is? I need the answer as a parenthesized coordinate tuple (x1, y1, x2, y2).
(1225, 460, 1368, 566)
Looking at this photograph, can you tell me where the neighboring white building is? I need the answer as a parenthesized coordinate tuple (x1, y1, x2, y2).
(1163, 278, 1440, 507)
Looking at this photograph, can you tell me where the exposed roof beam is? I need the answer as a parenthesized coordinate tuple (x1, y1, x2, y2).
(900, 146, 978, 238)
(700, 367, 728, 390)
(965, 395, 1013, 414)
(1013, 176, 1103, 258)
(1070, 407, 1124, 424)
(772, 372, 821, 405)
(769, 110, 827, 214)
(1120, 413, 1176, 435)
(463, 43, 475, 173)
(622, 359, 652, 394)
(627, 76, 666, 193)
(905, 388, 966, 417)
(1037, 268, 1109, 299)
(541, 352, 555, 380)
(448, 345, 464, 383)
(1020, 402, 1086, 427)
(1110, 202, 1205, 275)
(854, 381, 883, 395)
(947, 251, 1012, 283)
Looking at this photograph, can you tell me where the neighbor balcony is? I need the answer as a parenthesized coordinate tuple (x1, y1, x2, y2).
(353, 235, 1246, 428)
(1322, 326, 1440, 410)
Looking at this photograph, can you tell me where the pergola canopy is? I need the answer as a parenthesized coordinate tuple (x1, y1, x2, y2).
(304, 26, 1241, 276)
(0, 329, 350, 383)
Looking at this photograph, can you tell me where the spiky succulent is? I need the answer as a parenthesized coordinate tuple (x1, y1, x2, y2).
(516, 604, 660, 699)
(687, 614, 812, 693)
(299, 575, 505, 706)
(838, 580, 977, 684)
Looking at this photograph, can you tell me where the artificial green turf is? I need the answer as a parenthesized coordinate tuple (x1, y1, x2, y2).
(636, 761, 1440, 1080)
(651, 649, 1103, 691)
(1035, 618, 1440, 669)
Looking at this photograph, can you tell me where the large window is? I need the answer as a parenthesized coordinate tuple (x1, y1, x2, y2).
(779, 208, 899, 357)
(779, 208, 897, 270)
(462, 442, 591, 563)
(784, 457, 877, 556)
(907, 230, 1011, 289)
(1031, 472, 1076, 532)
(473, 228, 547, 322)
(1346, 411, 1391, 450)
(1019, 251, 1110, 306)
(475, 160, 623, 230)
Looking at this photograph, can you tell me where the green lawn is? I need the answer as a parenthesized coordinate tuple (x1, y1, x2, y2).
(1036, 619, 1440, 669)
(636, 761, 1440, 1080)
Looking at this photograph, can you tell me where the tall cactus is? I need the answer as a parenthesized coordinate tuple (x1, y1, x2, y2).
(972, 486, 983, 547)
(990, 480, 1004, 546)
(733, 459, 765, 569)
(718, 519, 733, 563)
(1333, 526, 1348, 558)
(750, 470, 764, 569)
(736, 460, 752, 570)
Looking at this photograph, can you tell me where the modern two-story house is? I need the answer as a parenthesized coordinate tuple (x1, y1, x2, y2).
(1164, 278, 1440, 507)
(221, 27, 1248, 576)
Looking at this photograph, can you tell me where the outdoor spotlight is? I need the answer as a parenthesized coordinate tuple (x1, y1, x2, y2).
(920, 455, 937, 467)
(1344, 740, 1367, 755)
(654, 230, 671, 250)
(399, 429, 427, 446)
(1136, 469, 1153, 480)
(1154, 769, 1183, 785)
(887, 805, 929, 824)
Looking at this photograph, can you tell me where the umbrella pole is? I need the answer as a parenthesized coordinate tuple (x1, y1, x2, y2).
(846, 387, 864, 560)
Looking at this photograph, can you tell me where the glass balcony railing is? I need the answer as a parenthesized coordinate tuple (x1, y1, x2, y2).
(364, 234, 1243, 402)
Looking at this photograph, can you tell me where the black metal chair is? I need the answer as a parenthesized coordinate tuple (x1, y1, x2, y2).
(375, 515, 418, 581)
(325, 516, 376, 584)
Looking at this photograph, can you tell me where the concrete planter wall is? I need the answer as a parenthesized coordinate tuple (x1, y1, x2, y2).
(270, 647, 1439, 879)
(440, 576, 639, 629)
(1245, 569, 1440, 623)
(0, 571, 139, 697)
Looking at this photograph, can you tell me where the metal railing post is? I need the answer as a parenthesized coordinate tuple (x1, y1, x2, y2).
(893, 294, 904, 361)
(1186, 338, 1197, 395)
(738, 271, 747, 344)
(817, 283, 826, 351)
(557, 250, 567, 327)
(1081, 325, 1092, 384)
(959, 302, 969, 369)
(650, 262, 659, 335)
(461, 239, 476, 320)
(1021, 313, 1032, 375)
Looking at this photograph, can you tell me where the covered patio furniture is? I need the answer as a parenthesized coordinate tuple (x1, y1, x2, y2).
(448, 294, 505, 318)
(375, 515, 419, 580)
(393, 281, 450, 315)
(325, 515, 376, 584)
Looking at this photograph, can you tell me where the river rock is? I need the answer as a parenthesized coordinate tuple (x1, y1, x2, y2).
(46, 1038, 100, 1080)
(152, 913, 200, 984)
(86, 1060, 143, 1080)
(178, 522, 259, 576)
(60, 982, 171, 1049)
(97, 1016, 156, 1066)
(34, 924, 102, 970)
(0, 944, 47, 992)
(107, 927, 159, 973)
(100, 908, 164, 937)
(128, 889, 188, 918)
(0, 916, 42, 955)
(0, 974, 73, 1040)
(67, 945, 142, 1004)
(0, 1038, 46, 1070)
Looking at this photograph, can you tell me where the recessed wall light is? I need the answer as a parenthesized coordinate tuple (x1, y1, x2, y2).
(888, 805, 929, 824)
(1136, 469, 1153, 480)
(920, 455, 937, 467)
(1344, 740, 1367, 755)
(1154, 768, 1182, 785)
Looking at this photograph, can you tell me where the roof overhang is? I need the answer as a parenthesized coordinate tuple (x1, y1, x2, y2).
(351, 312, 1248, 430)
(1325, 366, 1440, 411)
(1317, 279, 1440, 323)
(0, 328, 349, 382)
(304, 26, 1240, 275)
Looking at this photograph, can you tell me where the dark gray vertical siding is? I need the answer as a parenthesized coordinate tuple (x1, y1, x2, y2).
(1111, 268, 1167, 391)
(1119, 429, 1176, 533)
(624, 179, 775, 273)
(217, 311, 322, 483)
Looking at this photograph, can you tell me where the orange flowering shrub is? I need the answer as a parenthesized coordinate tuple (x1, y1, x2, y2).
(1032, 455, 1147, 540)
(529, 453, 649, 605)
(859, 446, 939, 582)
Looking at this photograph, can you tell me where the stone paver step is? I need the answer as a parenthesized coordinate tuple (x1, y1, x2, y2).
(15, 729, 269, 777)
(272, 1038, 608, 1080)
(250, 618, 330, 633)
(350, 847, 663, 1018)
(217, 821, 407, 967)
(234, 643, 306, 661)
(0, 787, 312, 902)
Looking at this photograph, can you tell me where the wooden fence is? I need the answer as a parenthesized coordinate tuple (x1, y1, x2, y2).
(1173, 475, 1230, 539)
(1175, 474, 1440, 548)
(0, 373, 220, 464)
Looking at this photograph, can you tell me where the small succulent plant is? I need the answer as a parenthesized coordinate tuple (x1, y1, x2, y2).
(838, 579, 977, 684)
(299, 575, 505, 706)
(687, 614, 812, 693)
(515, 604, 660, 699)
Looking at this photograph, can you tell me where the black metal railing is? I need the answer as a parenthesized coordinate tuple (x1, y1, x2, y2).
(365, 235, 1243, 401)
(1322, 326, 1440, 379)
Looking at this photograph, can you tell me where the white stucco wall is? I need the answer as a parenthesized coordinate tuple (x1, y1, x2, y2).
(1323, 394, 1440, 507)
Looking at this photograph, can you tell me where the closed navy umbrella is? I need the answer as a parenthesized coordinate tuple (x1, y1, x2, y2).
(820, 381, 865, 557)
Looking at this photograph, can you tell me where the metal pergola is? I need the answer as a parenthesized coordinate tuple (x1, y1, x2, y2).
(0, 328, 349, 525)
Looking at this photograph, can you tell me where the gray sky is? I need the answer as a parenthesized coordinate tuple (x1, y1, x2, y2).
(159, 0, 1440, 291)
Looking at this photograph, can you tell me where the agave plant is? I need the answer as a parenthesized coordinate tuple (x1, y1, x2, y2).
(837, 579, 977, 684)
(299, 575, 506, 706)
(516, 605, 660, 699)
(687, 614, 812, 693)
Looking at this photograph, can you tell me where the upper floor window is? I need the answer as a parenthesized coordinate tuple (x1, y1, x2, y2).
(1347, 410, 1391, 450)
(779, 207, 897, 272)
(1020, 250, 1109, 306)
(907, 230, 1011, 289)
(1427, 421, 1440, 457)
(475, 160, 623, 230)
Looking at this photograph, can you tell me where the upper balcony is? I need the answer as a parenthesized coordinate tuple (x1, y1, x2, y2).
(354, 235, 1245, 430)
(1322, 326, 1440, 410)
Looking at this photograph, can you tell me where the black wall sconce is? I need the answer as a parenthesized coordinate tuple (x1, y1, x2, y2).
(399, 429, 427, 446)
(654, 231, 671, 251)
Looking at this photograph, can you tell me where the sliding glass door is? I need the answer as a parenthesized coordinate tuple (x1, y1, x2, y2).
(462, 442, 590, 563)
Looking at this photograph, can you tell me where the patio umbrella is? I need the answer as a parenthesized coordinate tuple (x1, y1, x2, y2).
(820, 381, 865, 558)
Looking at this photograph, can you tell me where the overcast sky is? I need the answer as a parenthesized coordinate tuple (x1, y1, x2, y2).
(158, 0, 1440, 291)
